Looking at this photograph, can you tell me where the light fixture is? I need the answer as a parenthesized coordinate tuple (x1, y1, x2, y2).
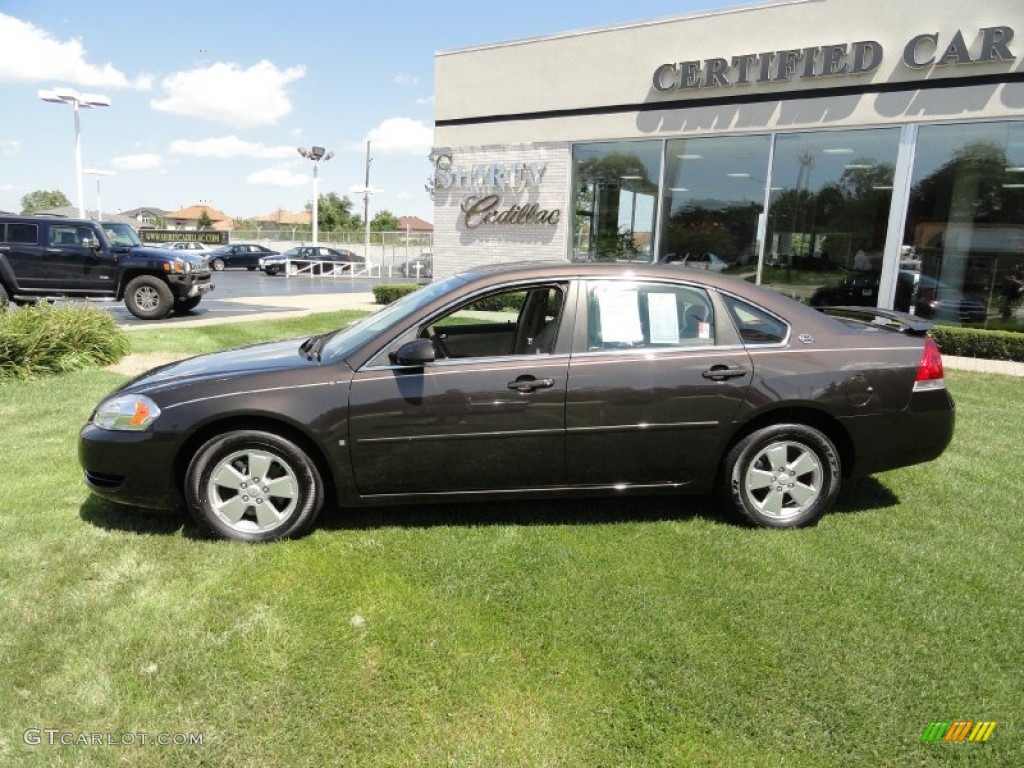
(727, 172, 752, 178)
(822, 148, 856, 155)
(1005, 166, 1024, 173)
(296, 145, 334, 244)
(620, 175, 643, 180)
(1002, 183, 1024, 189)
(675, 153, 703, 160)
(39, 87, 112, 218)
(844, 163, 875, 170)
(82, 168, 115, 221)
(668, 187, 689, 193)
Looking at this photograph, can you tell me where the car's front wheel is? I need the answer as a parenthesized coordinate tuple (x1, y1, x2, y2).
(124, 276, 174, 320)
(720, 423, 840, 528)
(210, 258, 226, 271)
(185, 430, 324, 542)
(264, 267, 280, 276)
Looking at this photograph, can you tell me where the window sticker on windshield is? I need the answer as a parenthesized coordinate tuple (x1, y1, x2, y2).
(597, 289, 643, 343)
(647, 293, 680, 344)
(698, 321, 711, 340)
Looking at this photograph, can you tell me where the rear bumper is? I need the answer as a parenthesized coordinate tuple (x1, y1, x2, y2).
(840, 387, 955, 476)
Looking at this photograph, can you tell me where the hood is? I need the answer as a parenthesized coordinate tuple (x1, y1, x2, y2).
(121, 338, 322, 394)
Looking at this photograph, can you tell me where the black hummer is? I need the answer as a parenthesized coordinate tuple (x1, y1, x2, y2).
(0, 214, 214, 320)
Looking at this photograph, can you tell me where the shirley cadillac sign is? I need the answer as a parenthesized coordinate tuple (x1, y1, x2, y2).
(653, 25, 1015, 92)
(430, 152, 562, 229)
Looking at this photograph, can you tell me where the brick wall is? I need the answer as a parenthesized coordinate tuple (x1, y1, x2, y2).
(431, 142, 571, 278)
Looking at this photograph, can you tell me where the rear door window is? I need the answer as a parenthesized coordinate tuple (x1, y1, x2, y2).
(5, 223, 38, 244)
(585, 281, 715, 350)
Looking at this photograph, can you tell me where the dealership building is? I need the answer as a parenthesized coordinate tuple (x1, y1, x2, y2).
(431, 0, 1024, 319)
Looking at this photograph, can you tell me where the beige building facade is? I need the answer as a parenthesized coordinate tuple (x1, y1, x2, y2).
(433, 0, 1024, 320)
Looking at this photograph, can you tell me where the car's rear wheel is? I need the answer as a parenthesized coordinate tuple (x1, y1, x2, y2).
(0, 283, 9, 310)
(124, 276, 174, 320)
(720, 423, 840, 528)
(173, 295, 202, 314)
(185, 430, 323, 542)
(211, 258, 226, 271)
(265, 267, 280, 276)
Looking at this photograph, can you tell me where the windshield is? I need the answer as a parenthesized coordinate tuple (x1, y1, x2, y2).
(320, 275, 467, 363)
(102, 222, 142, 247)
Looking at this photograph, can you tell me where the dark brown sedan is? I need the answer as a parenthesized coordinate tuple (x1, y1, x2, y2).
(79, 262, 954, 541)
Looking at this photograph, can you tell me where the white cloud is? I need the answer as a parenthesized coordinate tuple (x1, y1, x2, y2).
(0, 183, 14, 191)
(169, 136, 297, 159)
(1, 139, 23, 156)
(247, 165, 307, 187)
(111, 153, 163, 171)
(365, 118, 433, 156)
(151, 60, 305, 129)
(393, 73, 419, 87)
(415, 95, 435, 106)
(397, 190, 413, 200)
(0, 13, 151, 89)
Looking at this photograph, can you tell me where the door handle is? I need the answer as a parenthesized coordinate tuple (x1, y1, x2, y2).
(702, 365, 748, 381)
(507, 376, 555, 393)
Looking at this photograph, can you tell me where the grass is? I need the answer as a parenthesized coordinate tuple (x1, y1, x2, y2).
(0, 317, 1020, 766)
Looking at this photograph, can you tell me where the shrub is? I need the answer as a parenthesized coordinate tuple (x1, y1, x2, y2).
(932, 325, 1024, 362)
(373, 284, 422, 305)
(0, 303, 130, 380)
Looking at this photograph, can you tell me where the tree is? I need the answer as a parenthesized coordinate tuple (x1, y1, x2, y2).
(21, 189, 72, 213)
(370, 210, 400, 231)
(196, 209, 213, 230)
(307, 192, 359, 232)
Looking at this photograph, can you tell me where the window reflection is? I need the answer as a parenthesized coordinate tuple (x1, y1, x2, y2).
(572, 141, 661, 262)
(764, 128, 900, 305)
(905, 122, 1024, 328)
(658, 135, 770, 271)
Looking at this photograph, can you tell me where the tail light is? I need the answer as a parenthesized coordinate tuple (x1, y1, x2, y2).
(913, 337, 945, 391)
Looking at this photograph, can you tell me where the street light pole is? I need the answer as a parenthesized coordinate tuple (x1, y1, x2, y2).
(82, 168, 114, 221)
(297, 145, 334, 245)
(38, 88, 111, 218)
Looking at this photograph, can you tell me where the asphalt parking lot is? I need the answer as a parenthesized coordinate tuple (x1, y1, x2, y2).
(109, 269, 391, 328)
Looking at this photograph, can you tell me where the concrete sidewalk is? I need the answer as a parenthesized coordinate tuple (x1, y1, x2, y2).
(136, 291, 1024, 377)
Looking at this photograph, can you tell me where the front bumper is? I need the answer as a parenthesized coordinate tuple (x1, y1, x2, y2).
(78, 423, 183, 510)
(167, 273, 214, 299)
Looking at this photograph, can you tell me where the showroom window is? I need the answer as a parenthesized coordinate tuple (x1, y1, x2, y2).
(658, 134, 771, 269)
(572, 141, 662, 262)
(761, 128, 901, 303)
(904, 121, 1024, 327)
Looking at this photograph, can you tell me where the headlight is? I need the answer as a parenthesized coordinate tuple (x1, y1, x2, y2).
(92, 394, 162, 431)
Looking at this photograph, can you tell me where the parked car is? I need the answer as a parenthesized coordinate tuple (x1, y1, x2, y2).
(206, 243, 279, 271)
(80, 262, 954, 542)
(661, 251, 730, 272)
(398, 252, 433, 279)
(810, 270, 988, 323)
(1, 213, 213, 319)
(160, 241, 217, 252)
(260, 246, 364, 276)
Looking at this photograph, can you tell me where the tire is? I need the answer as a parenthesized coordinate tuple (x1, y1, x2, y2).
(211, 258, 226, 271)
(173, 295, 202, 314)
(185, 430, 324, 542)
(719, 423, 840, 529)
(246, 266, 257, 271)
(265, 267, 280, 276)
(0, 283, 9, 311)
(124, 275, 174, 320)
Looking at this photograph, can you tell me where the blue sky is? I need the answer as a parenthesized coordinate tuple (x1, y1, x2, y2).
(0, 0, 739, 223)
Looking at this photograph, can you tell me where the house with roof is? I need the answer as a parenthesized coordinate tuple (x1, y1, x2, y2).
(255, 209, 312, 229)
(120, 206, 170, 229)
(164, 205, 233, 231)
(397, 215, 433, 234)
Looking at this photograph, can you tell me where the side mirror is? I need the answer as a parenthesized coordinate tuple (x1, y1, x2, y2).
(390, 338, 436, 367)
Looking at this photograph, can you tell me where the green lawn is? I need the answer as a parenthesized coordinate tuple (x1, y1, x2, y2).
(0, 318, 1019, 766)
